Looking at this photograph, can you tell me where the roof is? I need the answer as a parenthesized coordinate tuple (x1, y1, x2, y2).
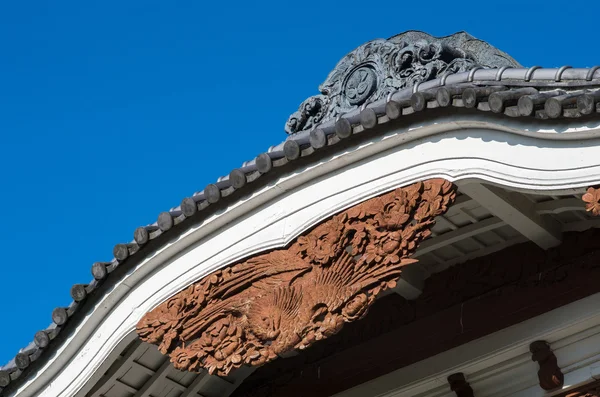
(1, 31, 600, 395)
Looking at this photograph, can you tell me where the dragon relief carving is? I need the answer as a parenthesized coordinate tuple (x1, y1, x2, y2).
(285, 31, 521, 134)
(137, 179, 457, 376)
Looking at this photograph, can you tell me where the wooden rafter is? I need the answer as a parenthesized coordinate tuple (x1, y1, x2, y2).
(458, 182, 562, 249)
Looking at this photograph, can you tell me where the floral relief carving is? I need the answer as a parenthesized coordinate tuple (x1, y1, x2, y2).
(137, 179, 457, 376)
(583, 187, 600, 216)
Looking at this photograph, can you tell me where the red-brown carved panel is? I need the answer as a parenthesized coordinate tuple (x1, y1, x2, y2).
(136, 179, 457, 376)
(232, 228, 600, 397)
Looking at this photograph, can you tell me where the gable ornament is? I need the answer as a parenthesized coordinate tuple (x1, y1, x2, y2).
(285, 31, 520, 135)
(137, 179, 457, 376)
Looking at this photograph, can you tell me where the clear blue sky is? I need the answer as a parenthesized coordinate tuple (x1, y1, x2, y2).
(0, 1, 597, 364)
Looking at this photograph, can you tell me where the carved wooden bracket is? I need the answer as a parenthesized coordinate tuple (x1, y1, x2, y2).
(448, 373, 475, 397)
(583, 187, 600, 216)
(530, 340, 564, 391)
(137, 179, 456, 376)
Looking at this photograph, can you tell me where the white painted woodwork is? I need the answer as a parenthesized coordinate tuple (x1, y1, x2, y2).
(11, 114, 600, 397)
(535, 198, 588, 215)
(82, 339, 238, 397)
(392, 263, 427, 300)
(132, 360, 171, 397)
(178, 373, 210, 397)
(88, 340, 148, 397)
(414, 217, 505, 257)
(458, 182, 562, 249)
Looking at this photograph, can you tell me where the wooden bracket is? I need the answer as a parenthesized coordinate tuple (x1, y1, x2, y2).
(530, 340, 564, 391)
(448, 373, 474, 397)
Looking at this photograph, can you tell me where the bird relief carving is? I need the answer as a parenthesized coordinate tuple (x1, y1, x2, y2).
(137, 179, 457, 376)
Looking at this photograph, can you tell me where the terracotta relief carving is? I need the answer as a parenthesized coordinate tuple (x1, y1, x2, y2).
(583, 187, 600, 216)
(232, 228, 600, 397)
(136, 179, 456, 376)
(448, 373, 475, 397)
(530, 340, 564, 391)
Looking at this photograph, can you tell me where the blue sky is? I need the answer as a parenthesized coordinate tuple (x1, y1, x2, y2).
(0, 1, 597, 364)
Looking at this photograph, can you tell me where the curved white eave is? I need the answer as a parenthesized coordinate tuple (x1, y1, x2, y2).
(11, 113, 600, 397)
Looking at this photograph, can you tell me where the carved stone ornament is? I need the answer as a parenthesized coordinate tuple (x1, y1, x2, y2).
(285, 30, 521, 134)
(583, 187, 600, 216)
(137, 179, 457, 376)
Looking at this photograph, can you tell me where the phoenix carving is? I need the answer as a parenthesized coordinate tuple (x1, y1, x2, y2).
(137, 179, 457, 376)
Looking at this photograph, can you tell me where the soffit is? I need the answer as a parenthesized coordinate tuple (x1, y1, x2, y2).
(82, 339, 245, 397)
(415, 188, 598, 276)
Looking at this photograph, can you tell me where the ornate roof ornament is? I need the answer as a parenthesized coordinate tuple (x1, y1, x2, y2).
(285, 31, 521, 134)
(137, 179, 457, 376)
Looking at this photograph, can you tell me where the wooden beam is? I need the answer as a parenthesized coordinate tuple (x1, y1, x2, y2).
(534, 197, 586, 215)
(414, 217, 505, 257)
(132, 359, 172, 397)
(392, 263, 426, 300)
(563, 218, 600, 232)
(436, 215, 459, 230)
(115, 379, 138, 394)
(444, 195, 477, 217)
(165, 377, 187, 392)
(222, 366, 256, 397)
(440, 236, 528, 270)
(131, 360, 155, 376)
(179, 372, 211, 397)
(89, 340, 148, 397)
(458, 182, 562, 249)
(129, 359, 187, 393)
